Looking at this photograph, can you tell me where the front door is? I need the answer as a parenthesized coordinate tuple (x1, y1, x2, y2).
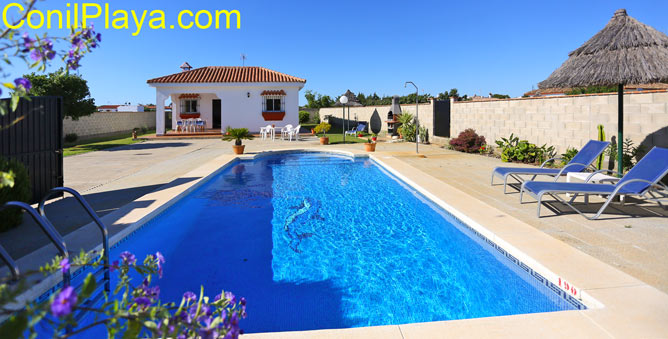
(212, 99, 221, 129)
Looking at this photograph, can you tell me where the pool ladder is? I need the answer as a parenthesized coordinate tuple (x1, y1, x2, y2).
(0, 187, 111, 301)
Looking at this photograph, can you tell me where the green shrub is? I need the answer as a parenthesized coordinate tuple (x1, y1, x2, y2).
(495, 133, 556, 164)
(0, 157, 31, 232)
(65, 133, 78, 143)
(561, 147, 579, 163)
(299, 111, 310, 124)
(449, 128, 485, 153)
(606, 138, 646, 173)
(313, 122, 331, 136)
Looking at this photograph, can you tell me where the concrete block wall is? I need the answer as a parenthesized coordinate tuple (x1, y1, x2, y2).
(319, 102, 434, 135)
(451, 91, 668, 153)
(63, 111, 156, 140)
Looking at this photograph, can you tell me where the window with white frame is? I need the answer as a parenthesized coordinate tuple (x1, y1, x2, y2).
(181, 99, 198, 113)
(262, 95, 284, 112)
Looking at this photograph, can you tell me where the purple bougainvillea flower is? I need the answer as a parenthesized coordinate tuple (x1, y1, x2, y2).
(50, 286, 77, 317)
(183, 291, 196, 302)
(110, 259, 119, 272)
(119, 251, 136, 265)
(14, 78, 31, 91)
(60, 258, 70, 273)
(225, 291, 236, 304)
(240, 297, 246, 306)
(133, 296, 152, 309)
(214, 293, 222, 302)
(198, 316, 218, 339)
(155, 251, 165, 277)
(29, 49, 42, 61)
(96, 33, 102, 42)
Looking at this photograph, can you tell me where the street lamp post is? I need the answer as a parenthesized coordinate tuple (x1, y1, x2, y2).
(339, 95, 348, 144)
(404, 81, 419, 154)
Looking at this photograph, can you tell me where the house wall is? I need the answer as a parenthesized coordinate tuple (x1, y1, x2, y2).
(63, 111, 155, 139)
(450, 91, 668, 153)
(160, 84, 303, 133)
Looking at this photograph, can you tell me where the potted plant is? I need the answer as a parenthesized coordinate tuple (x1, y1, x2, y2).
(222, 128, 254, 154)
(314, 122, 331, 145)
(364, 138, 376, 152)
(371, 133, 377, 142)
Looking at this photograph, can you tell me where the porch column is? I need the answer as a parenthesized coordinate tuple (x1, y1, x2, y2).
(156, 91, 168, 135)
(171, 95, 179, 130)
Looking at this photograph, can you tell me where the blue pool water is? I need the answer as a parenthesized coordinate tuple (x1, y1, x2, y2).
(41, 153, 578, 335)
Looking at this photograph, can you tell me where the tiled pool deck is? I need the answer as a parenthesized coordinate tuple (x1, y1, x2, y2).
(4, 137, 668, 337)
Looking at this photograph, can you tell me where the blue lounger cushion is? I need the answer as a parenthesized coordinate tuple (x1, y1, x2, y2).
(523, 182, 617, 196)
(493, 167, 562, 177)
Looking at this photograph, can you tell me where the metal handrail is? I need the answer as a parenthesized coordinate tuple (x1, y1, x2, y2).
(0, 243, 19, 281)
(0, 201, 70, 286)
(39, 187, 110, 293)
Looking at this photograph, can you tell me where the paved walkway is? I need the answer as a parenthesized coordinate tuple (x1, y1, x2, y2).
(2, 136, 667, 294)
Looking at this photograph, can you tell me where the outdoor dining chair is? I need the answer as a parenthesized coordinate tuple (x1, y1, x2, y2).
(260, 125, 273, 140)
(288, 125, 301, 141)
(281, 124, 294, 140)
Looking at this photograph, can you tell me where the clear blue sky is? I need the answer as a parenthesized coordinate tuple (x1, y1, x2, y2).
(4, 0, 668, 105)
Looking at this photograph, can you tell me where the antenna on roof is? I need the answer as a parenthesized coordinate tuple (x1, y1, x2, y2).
(241, 53, 247, 67)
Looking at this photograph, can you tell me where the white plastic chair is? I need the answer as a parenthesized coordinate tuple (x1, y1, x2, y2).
(288, 125, 301, 141)
(281, 124, 294, 140)
(196, 118, 205, 132)
(260, 125, 272, 140)
(176, 120, 184, 133)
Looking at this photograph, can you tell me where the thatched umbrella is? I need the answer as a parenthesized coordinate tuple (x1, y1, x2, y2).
(539, 9, 668, 175)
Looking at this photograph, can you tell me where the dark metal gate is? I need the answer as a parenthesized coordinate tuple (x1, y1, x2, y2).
(0, 96, 63, 203)
(433, 100, 451, 138)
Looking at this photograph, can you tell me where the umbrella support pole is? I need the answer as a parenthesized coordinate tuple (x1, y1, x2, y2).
(617, 84, 624, 178)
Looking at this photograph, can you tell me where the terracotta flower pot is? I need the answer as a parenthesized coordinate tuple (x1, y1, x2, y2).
(311, 128, 315, 135)
(364, 143, 376, 152)
(232, 145, 245, 154)
(319, 137, 329, 145)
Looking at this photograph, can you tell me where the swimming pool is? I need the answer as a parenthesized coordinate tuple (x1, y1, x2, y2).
(49, 152, 582, 334)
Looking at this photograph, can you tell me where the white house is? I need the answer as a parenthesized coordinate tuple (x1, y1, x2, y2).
(147, 63, 307, 135)
(97, 105, 120, 112)
(117, 104, 145, 112)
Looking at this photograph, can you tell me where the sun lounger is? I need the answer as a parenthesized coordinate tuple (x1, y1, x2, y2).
(345, 123, 366, 136)
(491, 140, 610, 193)
(520, 147, 668, 219)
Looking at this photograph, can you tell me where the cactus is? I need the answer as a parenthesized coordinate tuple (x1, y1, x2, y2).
(596, 124, 606, 170)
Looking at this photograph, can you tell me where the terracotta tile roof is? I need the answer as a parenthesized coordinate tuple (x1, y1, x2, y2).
(178, 93, 201, 99)
(97, 105, 120, 109)
(147, 66, 306, 84)
(261, 90, 286, 96)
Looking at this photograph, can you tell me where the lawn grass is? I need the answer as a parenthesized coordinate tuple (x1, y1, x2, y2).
(63, 129, 155, 157)
(326, 134, 368, 144)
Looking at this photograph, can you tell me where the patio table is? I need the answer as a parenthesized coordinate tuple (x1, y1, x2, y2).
(566, 172, 624, 203)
